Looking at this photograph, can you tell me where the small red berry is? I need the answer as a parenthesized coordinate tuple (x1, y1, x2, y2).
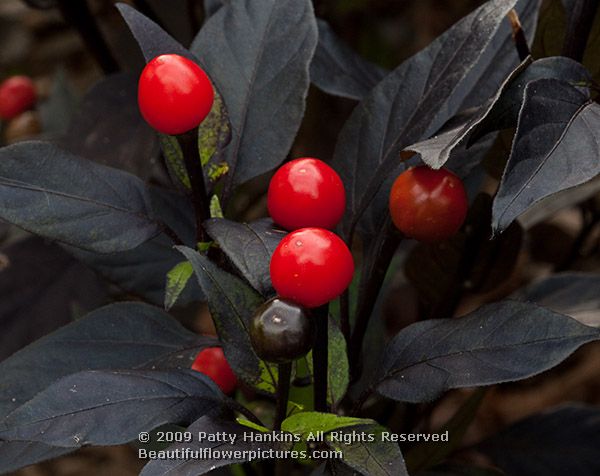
(138, 54, 214, 135)
(267, 158, 346, 230)
(191, 347, 237, 394)
(389, 166, 468, 243)
(270, 228, 354, 308)
(0, 76, 37, 120)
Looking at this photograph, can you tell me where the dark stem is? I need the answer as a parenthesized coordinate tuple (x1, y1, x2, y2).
(348, 219, 401, 381)
(507, 9, 531, 61)
(57, 0, 119, 74)
(160, 223, 184, 246)
(273, 362, 292, 431)
(313, 304, 329, 413)
(177, 129, 210, 243)
(562, 0, 600, 62)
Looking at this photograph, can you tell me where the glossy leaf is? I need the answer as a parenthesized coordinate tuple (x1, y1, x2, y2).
(375, 300, 600, 402)
(514, 273, 600, 327)
(458, 0, 541, 110)
(0, 141, 161, 253)
(0, 302, 214, 419)
(343, 0, 537, 241)
(478, 405, 600, 476)
(117, 3, 194, 62)
(470, 56, 592, 141)
(0, 370, 223, 447)
(158, 91, 231, 191)
(141, 415, 291, 475)
(0, 303, 215, 472)
(331, 0, 519, 245)
(204, 217, 286, 296)
(493, 79, 600, 232)
(198, 91, 231, 172)
(164, 261, 194, 310)
(190, 0, 318, 200)
(282, 412, 370, 439)
(177, 246, 277, 392)
(327, 321, 350, 406)
(398, 56, 592, 187)
(310, 19, 387, 101)
(158, 134, 191, 190)
(66, 187, 202, 306)
(325, 425, 409, 476)
(518, 176, 600, 229)
(403, 58, 531, 169)
(69, 234, 201, 306)
(209, 194, 224, 218)
(118, 4, 233, 189)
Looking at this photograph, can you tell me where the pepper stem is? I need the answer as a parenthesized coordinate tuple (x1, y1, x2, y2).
(177, 128, 210, 243)
(313, 303, 329, 412)
(274, 362, 292, 431)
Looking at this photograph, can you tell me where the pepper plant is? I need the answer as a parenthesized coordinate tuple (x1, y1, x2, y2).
(1, 0, 600, 475)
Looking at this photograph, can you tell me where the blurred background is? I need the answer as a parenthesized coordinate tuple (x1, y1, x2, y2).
(2, 0, 600, 475)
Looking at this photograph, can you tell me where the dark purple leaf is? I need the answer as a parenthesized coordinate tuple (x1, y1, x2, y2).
(140, 416, 288, 475)
(325, 425, 408, 476)
(66, 187, 203, 306)
(177, 246, 276, 393)
(458, 0, 542, 110)
(205, 217, 286, 296)
(493, 78, 600, 231)
(514, 273, 600, 327)
(403, 59, 531, 169)
(0, 141, 161, 253)
(116, 3, 194, 62)
(375, 300, 600, 402)
(470, 56, 592, 142)
(331, 0, 520, 246)
(0, 302, 215, 472)
(190, 0, 318, 200)
(0, 370, 223, 447)
(0, 302, 213, 418)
